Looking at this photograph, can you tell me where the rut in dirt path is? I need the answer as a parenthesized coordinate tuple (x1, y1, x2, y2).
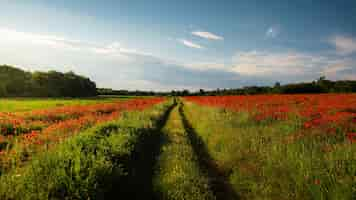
(108, 101, 177, 200)
(179, 103, 240, 200)
(153, 101, 216, 200)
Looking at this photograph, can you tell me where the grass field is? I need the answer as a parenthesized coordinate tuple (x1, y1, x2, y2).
(0, 99, 172, 199)
(0, 96, 139, 112)
(0, 97, 165, 175)
(0, 95, 355, 199)
(182, 100, 355, 199)
(153, 102, 215, 200)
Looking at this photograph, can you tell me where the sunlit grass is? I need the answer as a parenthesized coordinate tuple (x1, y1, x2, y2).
(0, 100, 172, 199)
(0, 96, 135, 112)
(153, 104, 215, 200)
(182, 101, 355, 200)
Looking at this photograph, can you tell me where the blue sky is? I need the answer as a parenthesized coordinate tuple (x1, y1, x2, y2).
(0, 0, 355, 91)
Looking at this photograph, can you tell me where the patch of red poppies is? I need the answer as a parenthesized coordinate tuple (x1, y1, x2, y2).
(185, 94, 356, 138)
(0, 98, 165, 163)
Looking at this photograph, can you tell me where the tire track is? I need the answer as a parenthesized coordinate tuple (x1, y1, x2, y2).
(109, 101, 177, 200)
(153, 101, 215, 200)
(179, 102, 240, 200)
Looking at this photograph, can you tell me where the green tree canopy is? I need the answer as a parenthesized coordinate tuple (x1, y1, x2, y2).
(0, 65, 97, 97)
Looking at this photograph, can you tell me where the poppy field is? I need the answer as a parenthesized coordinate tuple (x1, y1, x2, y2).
(0, 94, 355, 199)
(185, 94, 356, 140)
(183, 94, 356, 199)
(0, 97, 165, 175)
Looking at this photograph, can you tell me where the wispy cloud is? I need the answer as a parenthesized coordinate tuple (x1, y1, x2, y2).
(191, 31, 224, 40)
(178, 39, 204, 49)
(232, 51, 310, 75)
(329, 35, 356, 55)
(231, 50, 353, 79)
(265, 26, 280, 38)
(322, 61, 352, 76)
(92, 42, 150, 56)
(1, 27, 355, 90)
(0, 27, 152, 59)
(183, 62, 228, 71)
(0, 27, 88, 51)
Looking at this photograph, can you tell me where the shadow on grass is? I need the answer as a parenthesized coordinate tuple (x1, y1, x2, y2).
(179, 102, 240, 200)
(106, 101, 177, 200)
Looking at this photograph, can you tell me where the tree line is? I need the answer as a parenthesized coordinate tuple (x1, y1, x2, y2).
(97, 88, 160, 96)
(2, 65, 356, 97)
(0, 65, 97, 97)
(182, 77, 356, 96)
(99, 77, 356, 97)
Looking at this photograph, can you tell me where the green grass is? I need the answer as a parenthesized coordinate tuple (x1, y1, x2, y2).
(0, 96, 136, 112)
(182, 101, 355, 200)
(1, 97, 353, 199)
(153, 103, 215, 200)
(0, 100, 172, 199)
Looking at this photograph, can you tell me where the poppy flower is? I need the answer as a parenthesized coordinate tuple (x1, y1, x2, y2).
(314, 179, 321, 185)
(346, 133, 356, 143)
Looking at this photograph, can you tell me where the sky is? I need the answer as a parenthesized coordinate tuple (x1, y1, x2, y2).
(0, 0, 356, 91)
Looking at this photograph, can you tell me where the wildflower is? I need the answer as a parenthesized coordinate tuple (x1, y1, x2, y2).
(0, 98, 164, 161)
(314, 179, 321, 185)
(346, 133, 356, 143)
(185, 94, 356, 131)
(304, 122, 311, 129)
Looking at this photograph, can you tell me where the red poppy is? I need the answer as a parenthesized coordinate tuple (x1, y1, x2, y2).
(185, 94, 356, 130)
(314, 179, 321, 185)
(0, 97, 165, 161)
(346, 133, 356, 143)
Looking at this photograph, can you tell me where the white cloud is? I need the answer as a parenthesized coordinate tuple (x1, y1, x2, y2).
(0, 27, 86, 51)
(231, 50, 353, 77)
(92, 42, 121, 54)
(1, 27, 355, 90)
(92, 42, 145, 57)
(232, 51, 309, 75)
(329, 35, 356, 55)
(0, 27, 149, 58)
(342, 74, 356, 80)
(265, 26, 280, 38)
(178, 39, 204, 49)
(191, 31, 224, 40)
(322, 63, 349, 75)
(183, 62, 228, 71)
(321, 59, 353, 78)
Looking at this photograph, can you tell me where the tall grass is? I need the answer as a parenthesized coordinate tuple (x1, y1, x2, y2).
(153, 103, 215, 200)
(0, 97, 125, 112)
(182, 101, 355, 200)
(0, 100, 172, 199)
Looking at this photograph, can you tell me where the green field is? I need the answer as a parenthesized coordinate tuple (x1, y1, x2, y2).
(0, 96, 138, 112)
(0, 99, 173, 199)
(0, 97, 354, 200)
(182, 101, 355, 199)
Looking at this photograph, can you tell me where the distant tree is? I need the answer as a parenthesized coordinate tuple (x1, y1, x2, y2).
(182, 89, 190, 96)
(0, 65, 29, 97)
(272, 82, 281, 93)
(318, 76, 326, 82)
(189, 76, 356, 96)
(0, 65, 97, 97)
